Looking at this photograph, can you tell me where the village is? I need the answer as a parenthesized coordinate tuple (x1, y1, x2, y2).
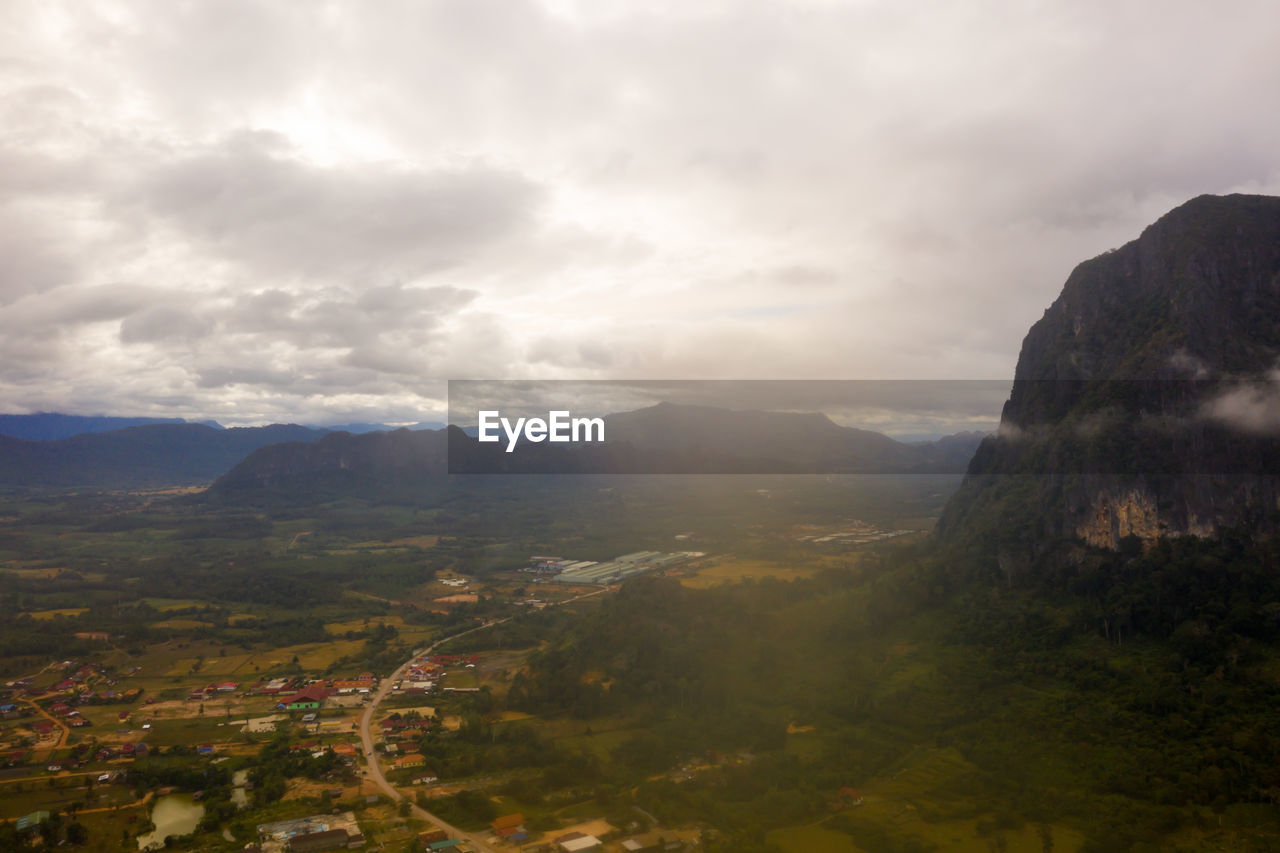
(0, 498, 902, 853)
(0, 597, 714, 853)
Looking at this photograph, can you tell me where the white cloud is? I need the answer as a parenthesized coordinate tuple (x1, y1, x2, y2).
(2, 0, 1280, 424)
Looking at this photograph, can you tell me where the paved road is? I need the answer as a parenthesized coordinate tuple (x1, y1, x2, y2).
(357, 589, 610, 850)
(359, 618, 508, 852)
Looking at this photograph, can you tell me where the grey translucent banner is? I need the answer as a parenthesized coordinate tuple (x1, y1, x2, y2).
(444, 378, 1280, 475)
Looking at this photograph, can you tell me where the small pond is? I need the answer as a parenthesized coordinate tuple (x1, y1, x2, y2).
(136, 794, 204, 850)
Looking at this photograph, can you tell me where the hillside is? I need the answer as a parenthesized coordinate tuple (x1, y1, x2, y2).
(604, 402, 922, 471)
(939, 194, 1280, 553)
(205, 427, 450, 498)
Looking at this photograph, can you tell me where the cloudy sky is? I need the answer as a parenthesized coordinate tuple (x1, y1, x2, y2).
(2, 0, 1279, 427)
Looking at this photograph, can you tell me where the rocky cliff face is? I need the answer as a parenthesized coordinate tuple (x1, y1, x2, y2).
(940, 194, 1280, 552)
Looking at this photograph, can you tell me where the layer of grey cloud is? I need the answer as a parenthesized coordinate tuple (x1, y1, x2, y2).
(448, 379, 1008, 437)
(2, 0, 1280, 425)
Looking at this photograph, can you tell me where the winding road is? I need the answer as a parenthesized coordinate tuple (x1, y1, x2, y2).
(359, 618, 506, 852)
(357, 588, 609, 850)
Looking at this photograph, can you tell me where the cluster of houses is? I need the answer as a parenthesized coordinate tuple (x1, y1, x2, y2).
(100, 742, 150, 761)
(52, 742, 150, 771)
(42, 662, 140, 703)
(396, 658, 441, 695)
(271, 675, 376, 713)
(0, 668, 159, 768)
(491, 814, 529, 845)
(379, 714, 434, 738)
(1, 662, 140, 708)
(2, 735, 153, 771)
(328, 675, 378, 695)
(187, 681, 240, 701)
(17, 684, 143, 738)
(378, 710, 436, 783)
(391, 653, 476, 696)
(3, 677, 41, 706)
(183, 673, 379, 710)
(46, 700, 92, 727)
(391, 750, 434, 778)
(82, 686, 140, 704)
(51, 663, 102, 691)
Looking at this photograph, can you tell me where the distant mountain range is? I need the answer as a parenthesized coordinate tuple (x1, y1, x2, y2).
(202, 403, 989, 499)
(0, 412, 445, 442)
(0, 423, 324, 488)
(306, 420, 445, 434)
(0, 413, 223, 441)
(0, 405, 986, 492)
(0, 414, 450, 488)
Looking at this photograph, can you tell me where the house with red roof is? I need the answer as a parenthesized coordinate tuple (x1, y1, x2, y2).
(280, 685, 329, 711)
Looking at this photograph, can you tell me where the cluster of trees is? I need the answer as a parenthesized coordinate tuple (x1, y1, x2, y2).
(409, 717, 596, 785)
(248, 734, 350, 807)
(487, 534, 1280, 850)
(128, 758, 232, 794)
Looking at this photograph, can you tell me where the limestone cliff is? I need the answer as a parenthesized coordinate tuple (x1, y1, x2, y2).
(939, 194, 1280, 552)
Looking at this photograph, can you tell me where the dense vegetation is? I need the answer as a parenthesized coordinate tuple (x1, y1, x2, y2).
(497, 531, 1280, 851)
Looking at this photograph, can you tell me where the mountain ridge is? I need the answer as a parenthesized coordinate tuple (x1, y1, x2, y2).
(0, 423, 325, 488)
(0, 412, 224, 441)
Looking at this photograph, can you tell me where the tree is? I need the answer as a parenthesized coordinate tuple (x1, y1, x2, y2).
(66, 821, 88, 845)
